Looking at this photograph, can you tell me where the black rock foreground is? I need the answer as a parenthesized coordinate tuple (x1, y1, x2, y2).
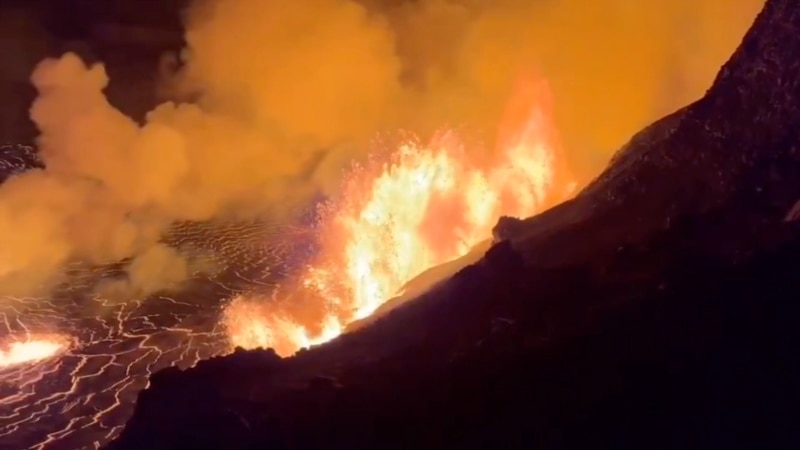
(107, 1, 800, 449)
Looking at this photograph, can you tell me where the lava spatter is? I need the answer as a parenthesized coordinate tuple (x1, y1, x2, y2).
(0, 335, 68, 368)
(223, 77, 576, 357)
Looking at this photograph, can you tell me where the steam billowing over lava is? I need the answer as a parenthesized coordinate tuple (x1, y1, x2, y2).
(0, 0, 764, 448)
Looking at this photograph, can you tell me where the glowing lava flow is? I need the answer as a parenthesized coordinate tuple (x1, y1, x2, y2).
(223, 78, 575, 356)
(0, 220, 302, 450)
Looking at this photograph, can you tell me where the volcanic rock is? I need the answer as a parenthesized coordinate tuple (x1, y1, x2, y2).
(0, 143, 42, 182)
(107, 1, 800, 449)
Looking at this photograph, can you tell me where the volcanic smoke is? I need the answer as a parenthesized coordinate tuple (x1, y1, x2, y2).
(0, 0, 763, 297)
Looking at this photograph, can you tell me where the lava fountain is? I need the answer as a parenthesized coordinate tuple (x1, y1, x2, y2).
(0, 334, 68, 369)
(223, 77, 575, 356)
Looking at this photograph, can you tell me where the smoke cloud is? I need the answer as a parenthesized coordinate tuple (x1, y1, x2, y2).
(0, 0, 764, 296)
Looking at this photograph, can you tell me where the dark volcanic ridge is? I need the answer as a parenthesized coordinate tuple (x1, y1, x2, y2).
(106, 1, 800, 449)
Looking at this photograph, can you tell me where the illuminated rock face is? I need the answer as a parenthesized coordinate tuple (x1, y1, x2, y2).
(105, 1, 800, 449)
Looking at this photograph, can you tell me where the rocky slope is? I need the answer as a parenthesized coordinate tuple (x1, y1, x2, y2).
(107, 1, 800, 449)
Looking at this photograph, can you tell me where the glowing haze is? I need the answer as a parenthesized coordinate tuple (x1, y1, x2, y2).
(0, 1, 763, 330)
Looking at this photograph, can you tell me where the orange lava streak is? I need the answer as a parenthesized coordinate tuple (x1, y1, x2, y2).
(223, 77, 574, 357)
(0, 335, 68, 368)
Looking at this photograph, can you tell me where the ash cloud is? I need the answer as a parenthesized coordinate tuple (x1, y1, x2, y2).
(0, 0, 763, 296)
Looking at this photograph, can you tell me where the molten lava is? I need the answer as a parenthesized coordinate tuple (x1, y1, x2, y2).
(0, 335, 68, 369)
(223, 78, 574, 357)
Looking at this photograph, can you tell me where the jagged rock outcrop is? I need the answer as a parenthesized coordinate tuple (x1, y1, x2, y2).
(108, 1, 800, 449)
